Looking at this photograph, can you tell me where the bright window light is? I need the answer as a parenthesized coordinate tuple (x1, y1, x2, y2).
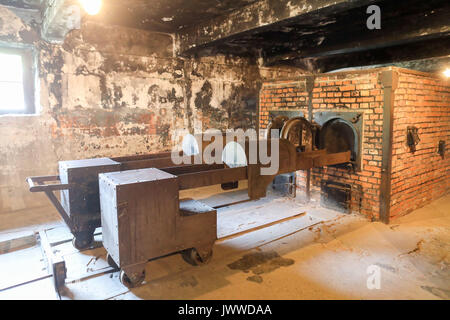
(0, 53, 25, 112)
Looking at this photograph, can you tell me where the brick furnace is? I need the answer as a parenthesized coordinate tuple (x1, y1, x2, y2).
(260, 67, 450, 223)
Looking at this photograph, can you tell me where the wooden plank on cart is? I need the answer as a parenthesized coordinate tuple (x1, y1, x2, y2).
(39, 231, 66, 295)
(313, 151, 351, 167)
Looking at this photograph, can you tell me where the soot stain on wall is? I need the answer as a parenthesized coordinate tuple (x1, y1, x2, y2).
(45, 22, 265, 145)
(195, 80, 226, 127)
(0, 7, 304, 213)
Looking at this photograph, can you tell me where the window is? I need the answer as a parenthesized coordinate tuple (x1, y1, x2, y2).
(0, 48, 35, 115)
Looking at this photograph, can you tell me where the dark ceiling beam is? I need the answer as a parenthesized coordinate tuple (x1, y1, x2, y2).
(293, 36, 450, 73)
(177, 0, 379, 54)
(263, 4, 450, 66)
(263, 6, 450, 66)
(346, 56, 450, 74)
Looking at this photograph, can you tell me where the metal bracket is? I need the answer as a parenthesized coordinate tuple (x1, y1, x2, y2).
(351, 113, 362, 124)
(438, 140, 445, 158)
(27, 176, 73, 230)
(407, 126, 420, 153)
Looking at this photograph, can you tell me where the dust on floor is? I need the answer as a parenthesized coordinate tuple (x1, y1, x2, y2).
(0, 193, 448, 300)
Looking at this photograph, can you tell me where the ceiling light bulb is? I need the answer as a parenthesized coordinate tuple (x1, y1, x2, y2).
(444, 68, 450, 78)
(79, 0, 102, 15)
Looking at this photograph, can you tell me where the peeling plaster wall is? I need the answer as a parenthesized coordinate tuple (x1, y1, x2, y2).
(0, 6, 304, 214)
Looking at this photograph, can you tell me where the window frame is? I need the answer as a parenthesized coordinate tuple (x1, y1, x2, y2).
(0, 46, 36, 115)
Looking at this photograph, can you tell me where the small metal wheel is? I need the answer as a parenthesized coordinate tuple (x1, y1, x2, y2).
(120, 270, 145, 289)
(72, 231, 94, 250)
(106, 253, 119, 270)
(182, 248, 213, 266)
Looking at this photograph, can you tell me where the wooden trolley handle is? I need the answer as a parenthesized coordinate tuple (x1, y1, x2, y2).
(26, 175, 73, 229)
(26, 176, 71, 193)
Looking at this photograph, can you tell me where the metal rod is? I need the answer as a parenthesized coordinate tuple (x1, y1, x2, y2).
(44, 191, 72, 230)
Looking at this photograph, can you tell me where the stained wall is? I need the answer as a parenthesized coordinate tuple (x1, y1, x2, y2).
(0, 6, 304, 214)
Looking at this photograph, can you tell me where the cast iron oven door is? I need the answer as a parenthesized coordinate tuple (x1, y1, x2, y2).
(314, 111, 363, 171)
(266, 110, 305, 198)
(321, 181, 352, 213)
(321, 119, 356, 159)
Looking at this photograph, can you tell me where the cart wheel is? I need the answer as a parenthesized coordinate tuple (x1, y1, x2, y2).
(106, 253, 119, 270)
(72, 231, 94, 250)
(182, 248, 213, 266)
(120, 270, 145, 289)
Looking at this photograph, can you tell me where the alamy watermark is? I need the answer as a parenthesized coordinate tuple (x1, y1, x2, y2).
(171, 128, 280, 176)
(366, 265, 381, 290)
(366, 5, 381, 30)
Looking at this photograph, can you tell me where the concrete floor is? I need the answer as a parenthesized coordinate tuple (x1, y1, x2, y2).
(0, 188, 449, 300)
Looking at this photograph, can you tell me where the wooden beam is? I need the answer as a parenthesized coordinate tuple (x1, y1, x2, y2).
(120, 157, 197, 171)
(111, 152, 173, 163)
(264, 4, 450, 66)
(162, 164, 225, 175)
(178, 167, 248, 190)
(178, 0, 378, 54)
(313, 151, 351, 167)
(304, 35, 450, 72)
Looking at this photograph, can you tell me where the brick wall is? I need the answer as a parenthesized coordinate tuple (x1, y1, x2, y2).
(310, 72, 385, 219)
(260, 79, 309, 128)
(259, 67, 450, 221)
(390, 69, 450, 219)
